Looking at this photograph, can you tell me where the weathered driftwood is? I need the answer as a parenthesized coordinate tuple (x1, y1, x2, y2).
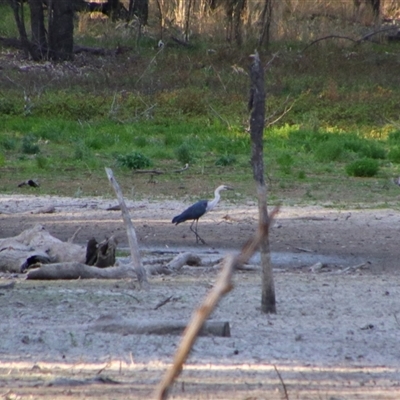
(89, 315, 230, 337)
(26, 262, 137, 280)
(0, 224, 85, 273)
(105, 168, 148, 288)
(28, 205, 56, 214)
(0, 248, 51, 273)
(146, 252, 201, 275)
(156, 206, 280, 400)
(46, 375, 120, 387)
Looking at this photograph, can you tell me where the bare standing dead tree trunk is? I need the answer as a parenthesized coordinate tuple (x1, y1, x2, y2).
(249, 50, 276, 314)
(105, 168, 148, 288)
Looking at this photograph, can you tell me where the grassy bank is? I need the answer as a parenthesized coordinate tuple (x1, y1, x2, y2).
(1, 8, 400, 207)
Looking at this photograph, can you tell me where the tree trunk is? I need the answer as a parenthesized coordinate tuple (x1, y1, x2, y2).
(369, 0, 380, 19)
(108, 0, 120, 21)
(258, 0, 273, 48)
(29, 0, 47, 58)
(249, 50, 276, 314)
(155, 0, 165, 40)
(8, 0, 39, 60)
(233, 0, 246, 46)
(48, 0, 74, 61)
(129, 0, 149, 25)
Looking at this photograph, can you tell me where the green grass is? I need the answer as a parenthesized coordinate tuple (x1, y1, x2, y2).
(1, 10, 400, 206)
(1, 114, 400, 206)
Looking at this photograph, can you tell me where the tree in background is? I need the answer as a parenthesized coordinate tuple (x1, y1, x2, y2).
(8, 0, 74, 61)
(6, 0, 149, 61)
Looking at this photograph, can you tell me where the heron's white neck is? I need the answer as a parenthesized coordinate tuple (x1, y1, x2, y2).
(206, 186, 225, 212)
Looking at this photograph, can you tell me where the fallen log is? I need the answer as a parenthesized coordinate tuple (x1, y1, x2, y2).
(28, 205, 56, 214)
(0, 224, 85, 273)
(147, 252, 202, 275)
(26, 262, 136, 280)
(0, 247, 51, 273)
(89, 315, 230, 337)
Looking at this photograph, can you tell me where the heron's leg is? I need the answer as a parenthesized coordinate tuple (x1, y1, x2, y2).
(190, 220, 206, 245)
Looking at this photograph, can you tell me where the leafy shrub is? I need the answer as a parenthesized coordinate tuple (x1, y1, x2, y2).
(175, 143, 194, 164)
(215, 154, 236, 166)
(0, 98, 19, 115)
(0, 137, 17, 150)
(344, 139, 385, 159)
(116, 152, 152, 170)
(276, 152, 294, 174)
(387, 147, 400, 163)
(387, 130, 400, 143)
(314, 141, 342, 162)
(345, 158, 379, 177)
(21, 134, 40, 154)
(364, 142, 386, 159)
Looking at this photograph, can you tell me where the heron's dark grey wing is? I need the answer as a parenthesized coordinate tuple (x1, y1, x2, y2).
(172, 200, 208, 224)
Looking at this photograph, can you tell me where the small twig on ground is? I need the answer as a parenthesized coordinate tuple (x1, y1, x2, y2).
(96, 360, 112, 375)
(120, 292, 141, 303)
(273, 364, 289, 400)
(339, 262, 368, 274)
(154, 295, 173, 310)
(294, 246, 313, 253)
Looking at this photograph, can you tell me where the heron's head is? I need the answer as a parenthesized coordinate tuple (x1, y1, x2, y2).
(217, 185, 234, 192)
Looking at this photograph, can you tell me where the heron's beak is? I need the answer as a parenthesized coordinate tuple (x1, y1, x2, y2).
(225, 186, 234, 190)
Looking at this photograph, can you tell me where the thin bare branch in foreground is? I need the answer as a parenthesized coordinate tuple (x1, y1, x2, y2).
(155, 206, 279, 400)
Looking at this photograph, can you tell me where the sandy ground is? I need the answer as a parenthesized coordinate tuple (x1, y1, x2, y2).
(1, 194, 400, 399)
